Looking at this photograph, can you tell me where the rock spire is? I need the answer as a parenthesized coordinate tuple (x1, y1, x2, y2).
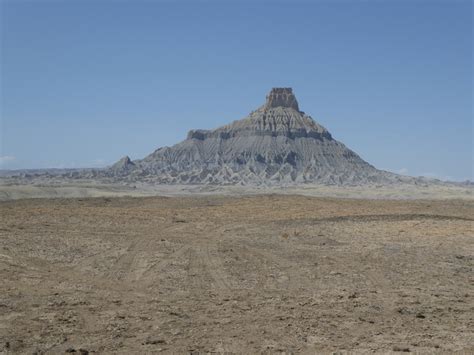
(264, 88, 299, 111)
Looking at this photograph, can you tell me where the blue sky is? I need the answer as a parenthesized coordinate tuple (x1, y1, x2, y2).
(1, 0, 472, 181)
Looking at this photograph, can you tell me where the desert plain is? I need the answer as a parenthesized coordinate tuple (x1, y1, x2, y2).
(0, 192, 473, 354)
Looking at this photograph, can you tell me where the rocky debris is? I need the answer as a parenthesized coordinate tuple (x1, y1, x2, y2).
(76, 88, 418, 185)
(65, 348, 89, 354)
(393, 345, 411, 352)
(143, 337, 167, 345)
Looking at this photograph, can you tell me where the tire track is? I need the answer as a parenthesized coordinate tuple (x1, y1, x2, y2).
(104, 236, 143, 281)
(277, 213, 474, 226)
(362, 264, 412, 345)
(139, 244, 191, 287)
(195, 245, 236, 291)
(239, 244, 293, 291)
(104, 224, 180, 282)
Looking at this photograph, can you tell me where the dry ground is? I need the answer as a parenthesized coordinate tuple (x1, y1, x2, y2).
(0, 195, 473, 354)
(1, 180, 472, 201)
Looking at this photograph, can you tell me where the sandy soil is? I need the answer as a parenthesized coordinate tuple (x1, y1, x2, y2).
(0, 181, 472, 201)
(0, 195, 473, 354)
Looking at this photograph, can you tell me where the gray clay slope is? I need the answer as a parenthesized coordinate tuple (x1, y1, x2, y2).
(104, 88, 409, 185)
